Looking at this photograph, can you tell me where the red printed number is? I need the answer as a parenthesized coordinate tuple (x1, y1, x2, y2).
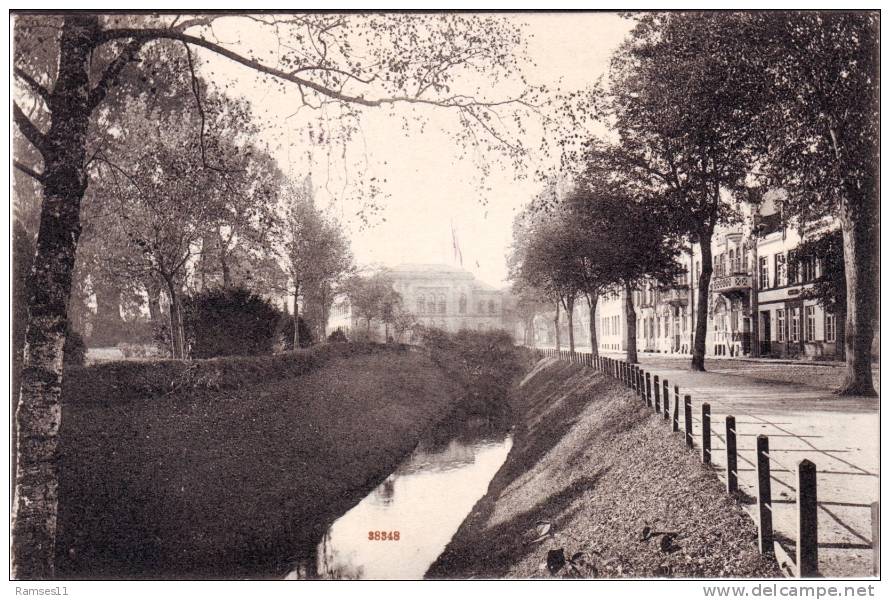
(368, 531, 400, 541)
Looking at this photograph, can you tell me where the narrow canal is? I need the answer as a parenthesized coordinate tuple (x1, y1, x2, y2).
(286, 416, 512, 580)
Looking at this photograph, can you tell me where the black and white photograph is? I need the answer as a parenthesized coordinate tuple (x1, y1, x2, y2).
(7, 5, 883, 594)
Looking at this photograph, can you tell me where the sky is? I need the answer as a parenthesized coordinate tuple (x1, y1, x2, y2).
(198, 13, 635, 289)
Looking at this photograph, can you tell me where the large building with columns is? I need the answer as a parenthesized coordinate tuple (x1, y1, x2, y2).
(328, 263, 512, 341)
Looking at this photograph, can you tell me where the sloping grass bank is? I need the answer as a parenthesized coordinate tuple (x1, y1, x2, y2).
(427, 358, 780, 579)
(54, 344, 459, 579)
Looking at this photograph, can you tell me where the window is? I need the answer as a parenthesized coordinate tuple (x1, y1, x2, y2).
(488, 299, 496, 315)
(776, 309, 786, 342)
(682, 315, 688, 333)
(775, 253, 787, 287)
(417, 295, 426, 314)
(477, 300, 484, 313)
(790, 307, 801, 342)
(759, 257, 769, 289)
(438, 294, 446, 314)
(825, 312, 837, 343)
(656, 317, 660, 338)
(805, 306, 816, 341)
(802, 257, 817, 282)
(458, 293, 467, 314)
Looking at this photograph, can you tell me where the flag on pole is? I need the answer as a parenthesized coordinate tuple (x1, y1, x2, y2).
(451, 221, 463, 267)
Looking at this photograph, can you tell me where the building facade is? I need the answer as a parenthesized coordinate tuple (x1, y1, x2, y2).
(327, 263, 512, 341)
(537, 191, 849, 360)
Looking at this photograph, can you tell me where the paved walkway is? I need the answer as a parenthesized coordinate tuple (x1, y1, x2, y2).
(599, 352, 879, 578)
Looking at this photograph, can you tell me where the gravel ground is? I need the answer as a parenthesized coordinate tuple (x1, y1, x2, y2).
(428, 359, 780, 579)
(701, 360, 880, 393)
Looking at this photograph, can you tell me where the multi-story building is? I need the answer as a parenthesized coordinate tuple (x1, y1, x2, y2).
(543, 191, 848, 360)
(327, 263, 511, 341)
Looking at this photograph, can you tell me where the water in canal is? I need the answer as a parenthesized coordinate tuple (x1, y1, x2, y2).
(286, 416, 512, 580)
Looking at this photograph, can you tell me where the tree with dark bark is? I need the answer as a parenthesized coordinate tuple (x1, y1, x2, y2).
(746, 13, 879, 395)
(563, 145, 684, 363)
(11, 12, 540, 577)
(507, 203, 583, 353)
(607, 12, 763, 371)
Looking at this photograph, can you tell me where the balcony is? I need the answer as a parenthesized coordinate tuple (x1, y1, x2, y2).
(711, 273, 752, 295)
(662, 286, 689, 306)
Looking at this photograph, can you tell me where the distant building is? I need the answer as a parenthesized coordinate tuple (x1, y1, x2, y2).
(327, 263, 513, 342)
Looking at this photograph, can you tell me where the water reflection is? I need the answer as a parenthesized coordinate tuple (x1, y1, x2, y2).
(288, 417, 512, 580)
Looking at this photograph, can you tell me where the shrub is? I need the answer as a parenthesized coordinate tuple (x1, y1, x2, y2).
(327, 328, 348, 343)
(275, 313, 314, 350)
(418, 327, 529, 417)
(181, 286, 281, 358)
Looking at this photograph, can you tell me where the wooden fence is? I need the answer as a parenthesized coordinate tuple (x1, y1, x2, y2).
(532, 347, 880, 579)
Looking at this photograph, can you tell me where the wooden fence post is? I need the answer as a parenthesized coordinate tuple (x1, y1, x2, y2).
(797, 459, 818, 577)
(872, 502, 880, 577)
(684, 394, 693, 449)
(662, 379, 670, 420)
(645, 372, 652, 407)
(702, 403, 711, 464)
(756, 435, 774, 554)
(653, 375, 661, 413)
(726, 415, 738, 493)
(638, 369, 645, 402)
(672, 388, 680, 432)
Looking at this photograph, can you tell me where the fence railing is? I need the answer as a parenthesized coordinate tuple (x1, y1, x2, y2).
(531, 347, 880, 579)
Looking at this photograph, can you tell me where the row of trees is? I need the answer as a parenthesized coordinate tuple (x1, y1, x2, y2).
(514, 12, 877, 399)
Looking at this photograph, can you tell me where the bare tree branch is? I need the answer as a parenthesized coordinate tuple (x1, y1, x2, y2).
(89, 38, 147, 109)
(13, 159, 46, 183)
(13, 67, 51, 106)
(93, 27, 532, 111)
(13, 101, 48, 156)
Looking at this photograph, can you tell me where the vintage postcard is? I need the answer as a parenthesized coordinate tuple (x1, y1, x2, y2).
(8, 7, 882, 595)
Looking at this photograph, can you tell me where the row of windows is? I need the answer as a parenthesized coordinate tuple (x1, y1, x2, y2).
(416, 294, 498, 315)
(759, 253, 819, 289)
(768, 306, 835, 343)
(714, 247, 749, 277)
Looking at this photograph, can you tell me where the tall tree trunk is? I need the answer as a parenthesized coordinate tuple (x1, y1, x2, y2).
(164, 280, 185, 359)
(145, 278, 162, 323)
(218, 229, 232, 288)
(837, 206, 877, 396)
(565, 296, 575, 353)
(692, 230, 714, 372)
(12, 15, 96, 579)
(625, 281, 638, 364)
(587, 293, 599, 359)
(553, 301, 561, 352)
(292, 282, 301, 349)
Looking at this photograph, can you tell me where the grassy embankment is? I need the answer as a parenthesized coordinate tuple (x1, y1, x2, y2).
(428, 358, 781, 579)
(54, 344, 460, 579)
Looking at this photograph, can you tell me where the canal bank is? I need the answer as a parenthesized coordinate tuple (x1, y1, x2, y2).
(54, 346, 464, 579)
(427, 358, 782, 579)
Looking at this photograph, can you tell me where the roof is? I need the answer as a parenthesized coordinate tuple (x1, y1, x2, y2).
(388, 263, 501, 292)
